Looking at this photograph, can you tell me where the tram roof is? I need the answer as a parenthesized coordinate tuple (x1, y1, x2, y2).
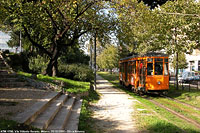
(120, 52, 168, 61)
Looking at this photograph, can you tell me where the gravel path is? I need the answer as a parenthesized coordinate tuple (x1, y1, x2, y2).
(0, 87, 51, 119)
(90, 75, 139, 133)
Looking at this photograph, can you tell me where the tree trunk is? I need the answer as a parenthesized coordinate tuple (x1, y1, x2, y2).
(44, 46, 59, 76)
(176, 51, 179, 90)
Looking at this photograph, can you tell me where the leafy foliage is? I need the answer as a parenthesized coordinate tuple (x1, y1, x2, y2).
(115, 0, 200, 54)
(2, 51, 30, 72)
(60, 45, 90, 65)
(97, 45, 119, 71)
(1, 0, 117, 76)
(58, 63, 94, 82)
(171, 52, 188, 70)
(28, 55, 49, 74)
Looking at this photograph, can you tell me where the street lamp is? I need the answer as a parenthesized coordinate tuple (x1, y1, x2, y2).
(93, 28, 98, 90)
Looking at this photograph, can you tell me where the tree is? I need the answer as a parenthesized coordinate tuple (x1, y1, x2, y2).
(154, 0, 199, 89)
(138, 0, 170, 9)
(1, 0, 117, 76)
(97, 45, 119, 73)
(114, 0, 200, 89)
(171, 52, 188, 73)
(60, 45, 90, 65)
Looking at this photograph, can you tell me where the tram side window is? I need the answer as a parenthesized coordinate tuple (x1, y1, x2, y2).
(129, 64, 132, 74)
(164, 63, 168, 75)
(133, 61, 136, 74)
(147, 58, 153, 75)
(155, 62, 163, 75)
(120, 63, 124, 73)
(147, 63, 153, 75)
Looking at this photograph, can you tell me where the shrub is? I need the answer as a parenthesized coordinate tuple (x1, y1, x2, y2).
(29, 55, 48, 74)
(58, 64, 94, 82)
(2, 51, 30, 72)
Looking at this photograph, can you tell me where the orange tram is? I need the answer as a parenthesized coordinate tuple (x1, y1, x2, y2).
(119, 53, 169, 94)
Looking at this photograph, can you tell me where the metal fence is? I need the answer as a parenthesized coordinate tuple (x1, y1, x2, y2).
(170, 77, 200, 91)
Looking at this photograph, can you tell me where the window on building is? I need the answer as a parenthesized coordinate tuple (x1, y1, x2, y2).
(190, 61, 195, 71)
(198, 61, 200, 71)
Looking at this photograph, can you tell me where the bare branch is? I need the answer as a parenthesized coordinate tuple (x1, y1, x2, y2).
(44, 8, 59, 31)
(22, 25, 52, 56)
(160, 12, 200, 18)
(55, 2, 94, 40)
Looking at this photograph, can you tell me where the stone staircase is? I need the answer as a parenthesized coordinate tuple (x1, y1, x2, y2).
(13, 92, 83, 131)
(0, 53, 28, 88)
(1, 52, 83, 130)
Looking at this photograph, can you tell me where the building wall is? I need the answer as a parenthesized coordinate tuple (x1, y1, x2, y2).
(168, 49, 200, 75)
(185, 49, 200, 72)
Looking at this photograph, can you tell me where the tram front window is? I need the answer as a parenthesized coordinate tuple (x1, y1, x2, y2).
(155, 62, 163, 75)
(147, 63, 153, 75)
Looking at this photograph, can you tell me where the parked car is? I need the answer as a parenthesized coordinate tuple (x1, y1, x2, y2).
(178, 71, 195, 83)
(193, 75, 200, 81)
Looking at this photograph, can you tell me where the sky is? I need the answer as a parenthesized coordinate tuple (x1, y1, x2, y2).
(0, 31, 10, 48)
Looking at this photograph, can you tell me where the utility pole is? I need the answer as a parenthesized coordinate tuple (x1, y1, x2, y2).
(174, 27, 179, 90)
(19, 30, 22, 52)
(90, 42, 93, 69)
(94, 29, 97, 90)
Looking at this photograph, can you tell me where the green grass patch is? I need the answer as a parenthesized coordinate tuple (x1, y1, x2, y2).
(134, 95, 199, 133)
(0, 118, 39, 130)
(154, 98, 200, 124)
(78, 89, 100, 133)
(168, 85, 200, 108)
(98, 72, 200, 133)
(17, 71, 90, 94)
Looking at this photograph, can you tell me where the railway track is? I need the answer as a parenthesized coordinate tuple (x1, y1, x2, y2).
(144, 96, 200, 129)
(148, 98, 200, 129)
(161, 95, 200, 111)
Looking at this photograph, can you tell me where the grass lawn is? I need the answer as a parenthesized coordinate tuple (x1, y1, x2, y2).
(168, 85, 200, 108)
(17, 71, 90, 94)
(0, 118, 39, 130)
(78, 89, 100, 132)
(97, 71, 200, 133)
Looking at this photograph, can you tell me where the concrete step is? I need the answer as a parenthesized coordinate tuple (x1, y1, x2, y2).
(0, 62, 6, 66)
(0, 77, 18, 82)
(31, 94, 68, 129)
(0, 70, 9, 75)
(0, 82, 28, 88)
(13, 92, 61, 124)
(0, 65, 12, 71)
(65, 99, 83, 131)
(0, 60, 4, 63)
(47, 97, 76, 130)
(0, 70, 13, 76)
(0, 73, 17, 78)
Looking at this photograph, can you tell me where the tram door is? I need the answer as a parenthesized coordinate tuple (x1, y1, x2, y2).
(139, 60, 146, 86)
(125, 62, 128, 82)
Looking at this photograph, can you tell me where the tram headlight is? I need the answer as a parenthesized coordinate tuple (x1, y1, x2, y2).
(157, 81, 161, 85)
(131, 77, 134, 83)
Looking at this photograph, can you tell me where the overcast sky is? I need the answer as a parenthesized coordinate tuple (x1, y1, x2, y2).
(0, 31, 10, 49)
(0, 31, 10, 43)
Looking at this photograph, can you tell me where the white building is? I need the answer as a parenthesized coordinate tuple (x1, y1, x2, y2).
(168, 49, 200, 74)
(185, 49, 200, 72)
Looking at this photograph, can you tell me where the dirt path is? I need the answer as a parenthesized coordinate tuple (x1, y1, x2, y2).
(90, 75, 139, 133)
